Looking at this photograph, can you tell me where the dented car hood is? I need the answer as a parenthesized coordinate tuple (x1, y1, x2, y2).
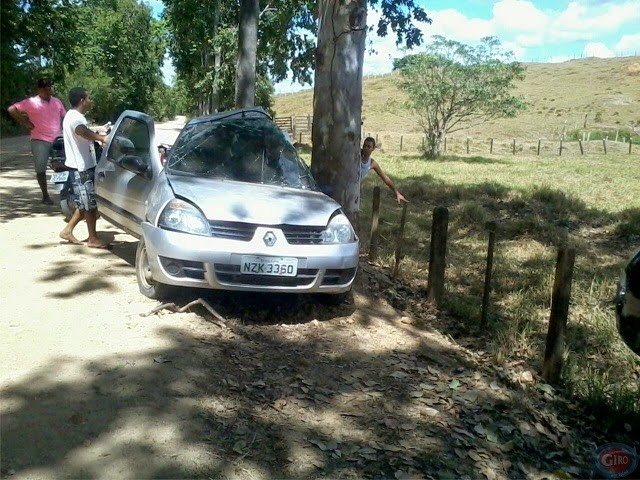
(167, 175, 340, 226)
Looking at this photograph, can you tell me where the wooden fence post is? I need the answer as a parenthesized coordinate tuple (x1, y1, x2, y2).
(466, 137, 470, 154)
(444, 137, 447, 153)
(427, 206, 449, 306)
(400, 135, 403, 152)
(392, 203, 409, 279)
(490, 138, 493, 154)
(542, 245, 576, 384)
(537, 139, 541, 156)
(559, 139, 563, 156)
(299, 132, 302, 144)
(630, 140, 633, 155)
(368, 186, 381, 261)
(512, 138, 516, 155)
(578, 140, 584, 155)
(602, 138, 607, 154)
(480, 221, 497, 328)
(583, 114, 587, 128)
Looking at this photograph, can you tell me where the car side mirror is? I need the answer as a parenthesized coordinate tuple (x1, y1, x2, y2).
(120, 154, 149, 177)
(615, 248, 640, 356)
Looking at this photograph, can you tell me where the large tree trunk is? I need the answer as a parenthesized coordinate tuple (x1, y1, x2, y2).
(311, 0, 367, 228)
(235, 0, 259, 109)
(211, 0, 221, 113)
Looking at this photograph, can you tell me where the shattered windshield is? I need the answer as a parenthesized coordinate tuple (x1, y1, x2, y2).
(167, 114, 316, 190)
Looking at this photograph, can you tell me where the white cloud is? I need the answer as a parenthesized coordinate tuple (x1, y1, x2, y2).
(583, 42, 613, 58)
(550, 0, 640, 42)
(427, 9, 493, 42)
(492, 0, 548, 34)
(614, 33, 640, 54)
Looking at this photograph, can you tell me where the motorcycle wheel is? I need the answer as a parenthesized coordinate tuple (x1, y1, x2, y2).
(60, 197, 74, 222)
(135, 238, 173, 300)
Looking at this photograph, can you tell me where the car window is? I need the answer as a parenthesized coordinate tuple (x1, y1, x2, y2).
(106, 117, 151, 167)
(167, 115, 316, 190)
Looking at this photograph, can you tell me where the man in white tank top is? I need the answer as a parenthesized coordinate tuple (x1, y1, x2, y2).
(360, 137, 407, 203)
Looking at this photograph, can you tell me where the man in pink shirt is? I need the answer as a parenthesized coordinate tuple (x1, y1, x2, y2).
(7, 78, 66, 205)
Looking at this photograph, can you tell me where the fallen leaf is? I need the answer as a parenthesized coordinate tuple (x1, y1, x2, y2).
(473, 422, 485, 434)
(449, 379, 461, 390)
(520, 370, 534, 383)
(309, 439, 328, 451)
(420, 407, 439, 417)
(390, 371, 409, 379)
(468, 450, 482, 462)
(232, 440, 246, 454)
(153, 356, 171, 363)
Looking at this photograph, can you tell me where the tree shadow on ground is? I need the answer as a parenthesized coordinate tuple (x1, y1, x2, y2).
(0, 296, 603, 478)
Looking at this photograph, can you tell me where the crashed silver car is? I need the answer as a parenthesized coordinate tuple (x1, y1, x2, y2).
(95, 108, 359, 300)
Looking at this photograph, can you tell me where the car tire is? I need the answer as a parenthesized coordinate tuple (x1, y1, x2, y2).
(135, 238, 172, 300)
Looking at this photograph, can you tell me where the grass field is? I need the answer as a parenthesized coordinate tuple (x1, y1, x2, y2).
(277, 57, 640, 425)
(358, 150, 640, 426)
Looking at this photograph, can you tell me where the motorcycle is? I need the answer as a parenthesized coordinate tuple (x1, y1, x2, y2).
(49, 122, 111, 220)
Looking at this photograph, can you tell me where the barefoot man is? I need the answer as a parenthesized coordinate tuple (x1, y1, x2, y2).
(59, 87, 109, 248)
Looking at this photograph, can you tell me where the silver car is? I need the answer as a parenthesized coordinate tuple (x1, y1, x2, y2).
(95, 108, 359, 300)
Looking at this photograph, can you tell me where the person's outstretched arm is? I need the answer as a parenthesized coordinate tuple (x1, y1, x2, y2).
(371, 159, 408, 203)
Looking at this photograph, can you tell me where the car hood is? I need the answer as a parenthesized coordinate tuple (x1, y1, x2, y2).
(167, 175, 341, 226)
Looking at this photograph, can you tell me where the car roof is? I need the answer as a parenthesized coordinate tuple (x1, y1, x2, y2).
(187, 107, 271, 126)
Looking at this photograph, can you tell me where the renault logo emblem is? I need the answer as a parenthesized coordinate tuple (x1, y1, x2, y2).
(263, 231, 277, 247)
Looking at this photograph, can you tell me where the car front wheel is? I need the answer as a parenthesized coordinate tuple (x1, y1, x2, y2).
(135, 238, 172, 300)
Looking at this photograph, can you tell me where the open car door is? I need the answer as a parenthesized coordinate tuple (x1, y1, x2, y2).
(95, 111, 162, 238)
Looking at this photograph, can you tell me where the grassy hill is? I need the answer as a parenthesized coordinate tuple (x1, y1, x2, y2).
(274, 56, 640, 142)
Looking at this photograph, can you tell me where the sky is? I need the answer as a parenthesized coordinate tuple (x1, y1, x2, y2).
(147, 0, 640, 94)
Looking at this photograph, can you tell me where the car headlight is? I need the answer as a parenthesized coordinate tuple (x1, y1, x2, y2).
(158, 199, 210, 236)
(321, 214, 355, 244)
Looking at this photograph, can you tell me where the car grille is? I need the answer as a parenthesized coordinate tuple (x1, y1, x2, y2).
(214, 264, 318, 287)
(209, 221, 325, 245)
(209, 221, 256, 241)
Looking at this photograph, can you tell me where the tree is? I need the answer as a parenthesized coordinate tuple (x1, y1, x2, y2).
(395, 35, 527, 158)
(1, 0, 81, 130)
(163, 0, 316, 116)
(310, 0, 429, 226)
(235, 0, 260, 108)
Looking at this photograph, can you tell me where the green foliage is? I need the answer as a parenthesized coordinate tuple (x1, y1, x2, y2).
(566, 128, 640, 144)
(163, 0, 315, 115)
(1, 0, 166, 127)
(394, 36, 527, 158)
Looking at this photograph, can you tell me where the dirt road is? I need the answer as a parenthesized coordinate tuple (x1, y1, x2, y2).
(0, 123, 614, 479)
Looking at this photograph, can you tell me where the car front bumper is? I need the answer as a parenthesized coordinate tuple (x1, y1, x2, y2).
(141, 222, 359, 294)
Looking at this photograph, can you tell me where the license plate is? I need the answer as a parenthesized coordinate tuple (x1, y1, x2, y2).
(50, 171, 69, 183)
(241, 255, 298, 276)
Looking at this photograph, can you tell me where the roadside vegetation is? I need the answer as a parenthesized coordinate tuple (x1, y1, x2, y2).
(279, 57, 640, 431)
(358, 151, 639, 427)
